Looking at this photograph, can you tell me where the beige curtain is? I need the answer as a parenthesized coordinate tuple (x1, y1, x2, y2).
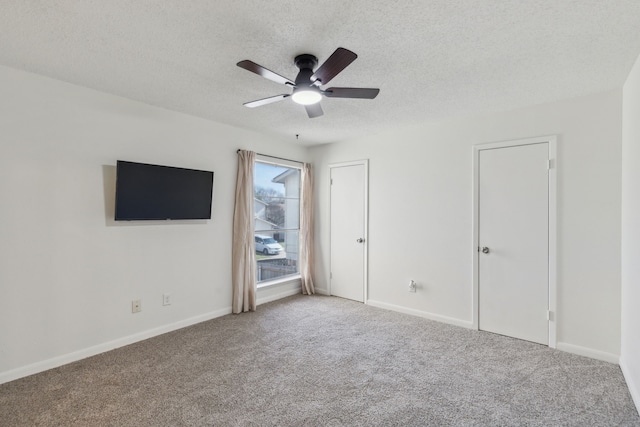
(299, 162, 315, 295)
(232, 150, 257, 313)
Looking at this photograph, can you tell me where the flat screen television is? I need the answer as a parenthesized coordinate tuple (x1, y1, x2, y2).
(115, 160, 214, 221)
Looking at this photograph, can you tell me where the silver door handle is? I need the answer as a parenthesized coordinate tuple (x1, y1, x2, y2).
(481, 246, 490, 254)
(357, 238, 365, 243)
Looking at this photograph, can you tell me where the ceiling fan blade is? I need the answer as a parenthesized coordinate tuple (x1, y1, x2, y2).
(323, 87, 380, 99)
(237, 60, 295, 86)
(243, 94, 290, 108)
(305, 103, 324, 118)
(311, 48, 357, 85)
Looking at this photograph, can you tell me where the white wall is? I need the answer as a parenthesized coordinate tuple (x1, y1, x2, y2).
(0, 63, 628, 385)
(311, 89, 622, 361)
(0, 66, 307, 382)
(621, 53, 640, 411)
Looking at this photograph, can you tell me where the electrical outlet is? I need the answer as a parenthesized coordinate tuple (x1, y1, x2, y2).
(408, 280, 417, 293)
(163, 293, 171, 306)
(132, 299, 142, 313)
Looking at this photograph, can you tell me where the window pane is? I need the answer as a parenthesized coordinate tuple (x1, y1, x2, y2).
(254, 162, 300, 231)
(254, 161, 301, 283)
(253, 162, 300, 231)
(255, 230, 299, 281)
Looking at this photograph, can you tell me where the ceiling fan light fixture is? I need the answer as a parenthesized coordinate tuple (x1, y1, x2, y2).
(291, 88, 322, 105)
(237, 48, 379, 118)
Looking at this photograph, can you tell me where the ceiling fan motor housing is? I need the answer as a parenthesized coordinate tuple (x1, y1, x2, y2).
(294, 54, 318, 86)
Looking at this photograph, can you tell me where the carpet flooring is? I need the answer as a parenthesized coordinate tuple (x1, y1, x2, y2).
(1, 295, 638, 426)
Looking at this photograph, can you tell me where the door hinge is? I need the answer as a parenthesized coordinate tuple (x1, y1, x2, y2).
(547, 159, 553, 170)
(546, 310, 553, 321)
(330, 272, 332, 279)
(330, 178, 333, 185)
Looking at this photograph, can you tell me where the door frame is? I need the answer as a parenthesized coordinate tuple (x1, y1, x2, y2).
(328, 159, 369, 303)
(472, 135, 557, 348)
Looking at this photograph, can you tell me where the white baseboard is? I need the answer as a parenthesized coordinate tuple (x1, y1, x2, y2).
(314, 287, 330, 296)
(556, 342, 620, 364)
(0, 307, 232, 385)
(366, 299, 474, 329)
(0, 286, 306, 386)
(366, 302, 622, 365)
(620, 357, 640, 414)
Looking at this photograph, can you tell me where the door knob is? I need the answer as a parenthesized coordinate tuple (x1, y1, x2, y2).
(481, 246, 490, 254)
(357, 238, 365, 243)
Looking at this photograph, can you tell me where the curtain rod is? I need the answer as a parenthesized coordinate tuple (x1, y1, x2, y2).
(236, 149, 302, 164)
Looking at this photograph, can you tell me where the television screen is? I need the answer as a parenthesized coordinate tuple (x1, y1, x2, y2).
(115, 160, 214, 221)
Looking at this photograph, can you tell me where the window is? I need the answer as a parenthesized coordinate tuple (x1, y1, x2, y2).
(254, 158, 301, 283)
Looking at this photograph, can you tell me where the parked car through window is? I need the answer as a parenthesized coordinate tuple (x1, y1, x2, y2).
(255, 235, 284, 255)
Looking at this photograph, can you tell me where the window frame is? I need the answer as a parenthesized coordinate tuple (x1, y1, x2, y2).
(254, 155, 303, 287)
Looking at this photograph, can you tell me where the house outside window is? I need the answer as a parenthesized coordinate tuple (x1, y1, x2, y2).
(254, 157, 301, 283)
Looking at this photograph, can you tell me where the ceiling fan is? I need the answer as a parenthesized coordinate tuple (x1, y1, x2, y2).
(237, 47, 379, 118)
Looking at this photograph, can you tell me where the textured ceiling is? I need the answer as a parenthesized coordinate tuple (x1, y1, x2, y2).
(1, 1, 640, 145)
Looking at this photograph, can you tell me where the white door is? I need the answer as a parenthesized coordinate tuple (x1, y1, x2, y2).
(330, 162, 367, 302)
(478, 142, 549, 345)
